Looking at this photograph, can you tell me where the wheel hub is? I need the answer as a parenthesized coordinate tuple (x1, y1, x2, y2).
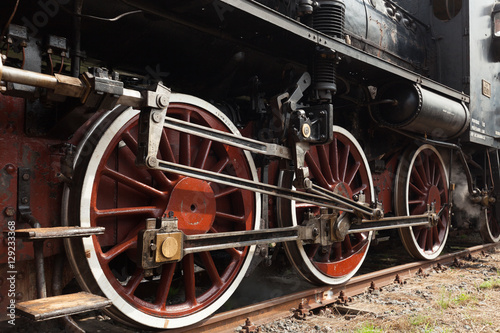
(427, 185, 442, 210)
(333, 182, 352, 199)
(166, 177, 216, 235)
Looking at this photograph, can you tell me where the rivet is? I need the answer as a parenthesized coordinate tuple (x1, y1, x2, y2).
(4, 164, 15, 174)
(4, 207, 15, 217)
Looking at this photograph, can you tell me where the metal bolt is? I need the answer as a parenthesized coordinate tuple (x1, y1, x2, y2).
(352, 194, 359, 202)
(4, 164, 15, 175)
(157, 95, 169, 108)
(4, 207, 15, 217)
(312, 228, 319, 237)
(150, 243, 157, 251)
(147, 156, 158, 168)
(22, 173, 30, 181)
(21, 197, 28, 204)
(152, 111, 162, 123)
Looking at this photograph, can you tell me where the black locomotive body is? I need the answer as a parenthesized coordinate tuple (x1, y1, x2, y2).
(1, 0, 499, 330)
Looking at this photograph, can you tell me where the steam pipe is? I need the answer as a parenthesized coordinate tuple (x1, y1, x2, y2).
(72, 0, 84, 77)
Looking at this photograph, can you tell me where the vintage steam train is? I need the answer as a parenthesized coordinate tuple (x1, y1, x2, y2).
(1, 0, 499, 330)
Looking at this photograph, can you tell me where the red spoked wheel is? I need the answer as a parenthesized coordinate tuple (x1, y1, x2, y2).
(395, 145, 450, 260)
(63, 95, 259, 329)
(278, 126, 374, 285)
(480, 206, 500, 243)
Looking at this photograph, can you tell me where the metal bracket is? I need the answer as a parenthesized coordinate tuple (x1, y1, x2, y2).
(136, 83, 171, 168)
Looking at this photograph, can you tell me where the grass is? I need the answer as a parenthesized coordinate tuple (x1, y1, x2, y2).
(437, 291, 476, 309)
(479, 277, 500, 290)
(353, 322, 383, 333)
(408, 314, 435, 332)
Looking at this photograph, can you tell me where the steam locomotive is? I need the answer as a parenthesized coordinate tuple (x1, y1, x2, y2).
(1, 0, 499, 329)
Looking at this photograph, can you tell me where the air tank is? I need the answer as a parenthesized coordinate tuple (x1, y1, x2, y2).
(374, 83, 470, 140)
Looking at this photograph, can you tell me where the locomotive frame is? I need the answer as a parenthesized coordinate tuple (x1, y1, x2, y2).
(1, 0, 500, 330)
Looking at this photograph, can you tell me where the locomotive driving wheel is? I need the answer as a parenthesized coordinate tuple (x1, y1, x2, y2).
(63, 94, 259, 329)
(278, 126, 374, 285)
(480, 205, 500, 243)
(395, 145, 450, 260)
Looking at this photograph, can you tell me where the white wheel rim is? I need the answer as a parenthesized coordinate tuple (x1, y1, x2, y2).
(74, 94, 260, 329)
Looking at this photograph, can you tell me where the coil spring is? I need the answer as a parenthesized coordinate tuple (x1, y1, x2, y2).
(313, 0, 345, 39)
(312, 0, 345, 100)
(314, 53, 337, 95)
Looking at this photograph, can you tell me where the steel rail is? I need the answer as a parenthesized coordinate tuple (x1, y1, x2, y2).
(172, 243, 500, 333)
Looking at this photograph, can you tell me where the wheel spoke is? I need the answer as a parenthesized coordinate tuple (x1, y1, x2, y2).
(343, 235, 353, 253)
(345, 161, 360, 186)
(411, 168, 426, 192)
(123, 268, 144, 296)
(215, 212, 245, 223)
(409, 182, 426, 197)
(199, 252, 223, 287)
(154, 263, 176, 309)
(435, 172, 442, 187)
(211, 156, 230, 173)
(432, 226, 440, 246)
(182, 254, 198, 306)
(101, 236, 137, 263)
(424, 154, 431, 184)
(160, 130, 177, 163)
(418, 228, 427, 249)
(330, 137, 339, 181)
(224, 247, 244, 260)
(351, 184, 368, 196)
(102, 166, 166, 198)
(431, 160, 437, 185)
(333, 242, 342, 260)
(122, 130, 172, 188)
(94, 206, 161, 219)
(317, 146, 334, 183)
(426, 227, 433, 251)
(415, 155, 428, 186)
(306, 153, 331, 190)
(339, 144, 351, 181)
(214, 186, 238, 199)
(193, 139, 213, 169)
(180, 113, 192, 166)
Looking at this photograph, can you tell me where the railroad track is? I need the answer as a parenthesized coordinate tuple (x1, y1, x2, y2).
(174, 243, 500, 333)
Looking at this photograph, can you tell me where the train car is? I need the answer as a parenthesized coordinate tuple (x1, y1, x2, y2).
(0, 0, 499, 330)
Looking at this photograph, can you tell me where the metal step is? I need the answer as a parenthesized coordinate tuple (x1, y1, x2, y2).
(16, 292, 112, 321)
(13, 226, 105, 240)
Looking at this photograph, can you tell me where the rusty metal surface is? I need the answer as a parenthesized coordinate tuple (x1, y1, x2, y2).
(13, 227, 105, 240)
(174, 243, 499, 333)
(16, 291, 112, 321)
